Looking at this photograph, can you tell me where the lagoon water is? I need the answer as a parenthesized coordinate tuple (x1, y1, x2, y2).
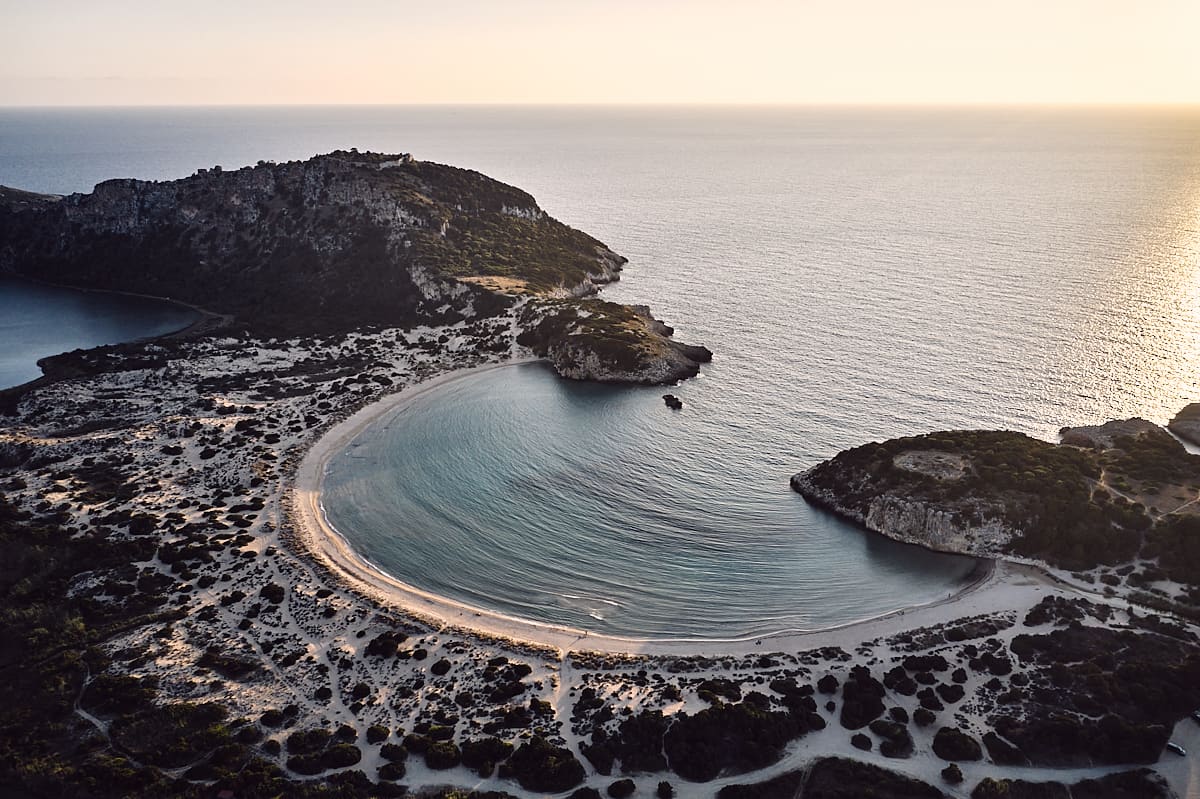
(0, 277, 197, 389)
(4, 106, 1199, 636)
(323, 362, 978, 638)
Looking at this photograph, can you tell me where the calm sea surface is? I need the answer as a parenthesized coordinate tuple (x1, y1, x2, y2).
(3, 106, 1198, 636)
(0, 277, 196, 388)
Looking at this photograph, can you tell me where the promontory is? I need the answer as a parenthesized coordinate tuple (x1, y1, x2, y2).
(0, 150, 709, 386)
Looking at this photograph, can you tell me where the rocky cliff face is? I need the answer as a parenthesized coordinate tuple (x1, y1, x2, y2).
(1058, 418, 1165, 450)
(1168, 404, 1200, 448)
(792, 422, 1200, 573)
(0, 151, 626, 333)
(517, 300, 712, 385)
(790, 467, 1016, 558)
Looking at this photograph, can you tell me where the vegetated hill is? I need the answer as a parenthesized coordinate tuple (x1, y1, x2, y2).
(792, 419, 1200, 596)
(0, 150, 625, 333)
(0, 185, 61, 210)
(0, 151, 712, 384)
(517, 299, 712, 385)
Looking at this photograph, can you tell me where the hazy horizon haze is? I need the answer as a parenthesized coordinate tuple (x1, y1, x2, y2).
(2, 0, 1198, 106)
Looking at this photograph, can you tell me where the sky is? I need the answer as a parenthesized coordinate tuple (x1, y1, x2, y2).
(2, 0, 1198, 106)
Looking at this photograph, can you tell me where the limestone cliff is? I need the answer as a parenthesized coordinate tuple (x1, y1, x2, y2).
(0, 151, 626, 333)
(791, 425, 1200, 572)
(517, 300, 712, 385)
(790, 450, 1017, 558)
(1168, 404, 1200, 448)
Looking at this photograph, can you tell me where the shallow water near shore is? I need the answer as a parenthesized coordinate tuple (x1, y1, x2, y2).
(4, 106, 1199, 637)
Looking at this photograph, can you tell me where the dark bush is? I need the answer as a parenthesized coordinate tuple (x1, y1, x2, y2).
(379, 742, 408, 762)
(365, 631, 405, 657)
(839, 666, 885, 729)
(983, 732, 1028, 765)
(286, 728, 331, 755)
(932, 727, 982, 761)
(321, 743, 361, 769)
(607, 778, 636, 798)
(971, 778, 1069, 799)
(568, 789, 602, 799)
(664, 700, 814, 781)
(869, 719, 914, 758)
(461, 736, 514, 777)
(720, 757, 944, 799)
(377, 761, 406, 781)
(424, 740, 461, 770)
(696, 678, 742, 704)
(503, 736, 586, 793)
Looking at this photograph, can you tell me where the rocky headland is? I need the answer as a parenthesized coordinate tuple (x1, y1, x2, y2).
(0, 150, 709, 386)
(792, 419, 1200, 609)
(1168, 403, 1200, 448)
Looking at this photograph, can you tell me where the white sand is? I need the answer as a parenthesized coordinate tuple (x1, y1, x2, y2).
(11, 319, 1194, 797)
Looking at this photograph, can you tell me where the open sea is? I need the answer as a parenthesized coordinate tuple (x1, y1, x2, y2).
(3, 106, 1198, 637)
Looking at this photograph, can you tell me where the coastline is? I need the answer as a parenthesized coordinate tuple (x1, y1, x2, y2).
(0, 274, 230, 400)
(290, 357, 1015, 657)
(7, 273, 231, 339)
(3, 300, 1192, 797)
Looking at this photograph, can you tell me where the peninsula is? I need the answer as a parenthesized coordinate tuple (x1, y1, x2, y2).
(0, 150, 710, 385)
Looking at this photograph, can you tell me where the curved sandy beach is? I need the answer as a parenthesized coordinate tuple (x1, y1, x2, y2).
(291, 359, 1039, 656)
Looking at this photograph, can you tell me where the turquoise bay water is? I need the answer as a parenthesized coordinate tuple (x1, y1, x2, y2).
(0, 277, 197, 389)
(4, 107, 1198, 636)
(324, 363, 977, 638)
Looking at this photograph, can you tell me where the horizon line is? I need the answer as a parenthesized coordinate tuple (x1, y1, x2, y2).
(2, 100, 1200, 110)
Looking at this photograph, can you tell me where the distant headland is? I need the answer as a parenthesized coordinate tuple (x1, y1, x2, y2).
(0, 150, 709, 386)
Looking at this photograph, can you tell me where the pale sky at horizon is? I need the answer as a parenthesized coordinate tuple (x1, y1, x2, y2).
(2, 0, 1198, 106)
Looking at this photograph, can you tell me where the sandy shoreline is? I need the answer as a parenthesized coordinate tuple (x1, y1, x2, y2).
(290, 358, 1020, 656)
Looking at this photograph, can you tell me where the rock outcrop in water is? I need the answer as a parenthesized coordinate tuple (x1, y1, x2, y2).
(517, 300, 712, 385)
(1168, 403, 1200, 447)
(791, 420, 1200, 589)
(0, 150, 709, 385)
